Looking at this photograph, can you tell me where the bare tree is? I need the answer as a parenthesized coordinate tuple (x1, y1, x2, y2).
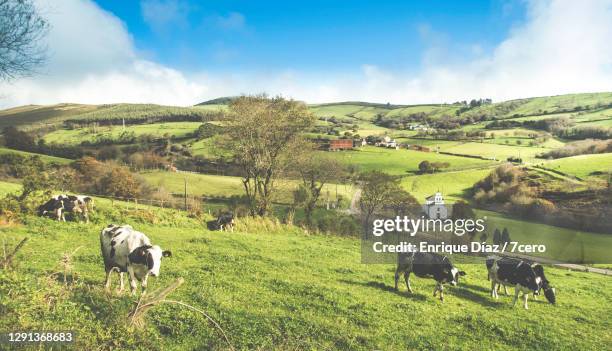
(220, 95, 315, 216)
(0, 0, 48, 80)
(358, 171, 401, 239)
(292, 141, 347, 225)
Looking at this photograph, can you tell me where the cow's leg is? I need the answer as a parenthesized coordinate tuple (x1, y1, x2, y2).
(117, 272, 125, 293)
(490, 280, 497, 298)
(512, 285, 520, 307)
(141, 273, 149, 295)
(503, 285, 509, 295)
(127, 266, 138, 296)
(404, 271, 413, 293)
(104, 268, 113, 291)
(438, 284, 445, 302)
(523, 291, 529, 309)
(394, 267, 401, 291)
(433, 283, 439, 297)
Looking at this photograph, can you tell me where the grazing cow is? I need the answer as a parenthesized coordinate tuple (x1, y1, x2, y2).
(100, 224, 172, 295)
(206, 213, 235, 232)
(486, 256, 556, 309)
(395, 252, 466, 302)
(38, 195, 65, 221)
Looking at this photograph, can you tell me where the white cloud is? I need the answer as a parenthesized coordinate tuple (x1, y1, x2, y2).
(1, 0, 611, 108)
(140, 0, 190, 34)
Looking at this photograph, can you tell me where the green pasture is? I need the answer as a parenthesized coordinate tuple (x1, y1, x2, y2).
(0, 180, 21, 195)
(438, 142, 549, 162)
(400, 168, 494, 202)
(329, 146, 495, 175)
(140, 170, 355, 206)
(540, 153, 612, 179)
(0, 147, 72, 164)
(477, 210, 612, 263)
(43, 122, 203, 145)
(0, 200, 610, 349)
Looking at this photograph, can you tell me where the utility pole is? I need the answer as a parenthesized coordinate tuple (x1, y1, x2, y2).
(184, 177, 187, 210)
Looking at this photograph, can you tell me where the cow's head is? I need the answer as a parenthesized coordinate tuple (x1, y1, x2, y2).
(129, 245, 172, 277)
(448, 266, 467, 286)
(440, 259, 466, 286)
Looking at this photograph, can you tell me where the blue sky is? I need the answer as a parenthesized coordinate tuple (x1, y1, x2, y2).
(93, 0, 524, 75)
(2, 0, 611, 107)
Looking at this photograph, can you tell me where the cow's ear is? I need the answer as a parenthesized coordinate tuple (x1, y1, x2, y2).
(458, 271, 466, 276)
(162, 250, 172, 258)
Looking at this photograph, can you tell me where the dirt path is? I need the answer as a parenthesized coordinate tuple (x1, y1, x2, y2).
(348, 188, 361, 215)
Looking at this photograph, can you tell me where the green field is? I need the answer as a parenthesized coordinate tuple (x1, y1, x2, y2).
(331, 146, 495, 175)
(0, 180, 21, 195)
(400, 168, 493, 202)
(438, 142, 549, 162)
(0, 103, 221, 129)
(1, 199, 611, 350)
(43, 122, 203, 145)
(0, 147, 72, 164)
(478, 210, 611, 263)
(140, 170, 355, 205)
(540, 153, 612, 179)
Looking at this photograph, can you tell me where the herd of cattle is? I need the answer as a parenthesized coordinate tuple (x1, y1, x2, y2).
(38, 196, 554, 308)
(395, 252, 556, 308)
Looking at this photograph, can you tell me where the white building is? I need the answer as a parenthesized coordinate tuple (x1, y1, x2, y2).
(423, 192, 447, 219)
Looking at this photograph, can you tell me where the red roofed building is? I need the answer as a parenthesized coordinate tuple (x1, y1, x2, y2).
(329, 139, 354, 151)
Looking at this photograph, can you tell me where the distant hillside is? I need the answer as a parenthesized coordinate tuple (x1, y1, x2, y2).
(196, 96, 238, 105)
(0, 103, 225, 129)
(2, 92, 611, 130)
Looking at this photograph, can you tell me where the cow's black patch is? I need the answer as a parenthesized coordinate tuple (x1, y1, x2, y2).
(146, 252, 154, 270)
(128, 245, 152, 266)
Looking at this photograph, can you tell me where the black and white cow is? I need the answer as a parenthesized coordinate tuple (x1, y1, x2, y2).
(395, 252, 466, 302)
(486, 256, 556, 309)
(61, 195, 90, 223)
(38, 195, 65, 221)
(100, 224, 172, 295)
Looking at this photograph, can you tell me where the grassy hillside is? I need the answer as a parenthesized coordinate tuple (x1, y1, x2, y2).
(0, 103, 100, 129)
(140, 170, 355, 205)
(43, 122, 202, 145)
(539, 153, 612, 179)
(478, 210, 611, 263)
(0, 103, 223, 129)
(330, 146, 496, 175)
(1, 201, 611, 350)
(0, 147, 72, 164)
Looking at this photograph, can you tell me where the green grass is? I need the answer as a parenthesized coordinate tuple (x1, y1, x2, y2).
(330, 146, 495, 175)
(540, 153, 612, 179)
(1, 201, 611, 350)
(140, 170, 356, 205)
(400, 168, 493, 202)
(44, 122, 203, 145)
(0, 147, 72, 164)
(437, 142, 549, 162)
(0, 180, 21, 195)
(477, 210, 612, 263)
